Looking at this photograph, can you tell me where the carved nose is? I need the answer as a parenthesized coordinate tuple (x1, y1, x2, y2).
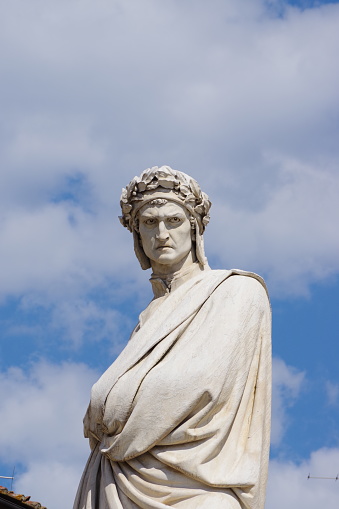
(156, 222, 170, 240)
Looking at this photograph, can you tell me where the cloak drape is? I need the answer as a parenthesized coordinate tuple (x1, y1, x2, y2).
(74, 269, 271, 509)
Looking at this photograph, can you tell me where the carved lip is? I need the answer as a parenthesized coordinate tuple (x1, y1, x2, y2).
(156, 245, 172, 250)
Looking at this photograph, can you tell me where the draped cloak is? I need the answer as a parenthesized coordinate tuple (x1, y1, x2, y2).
(74, 267, 271, 509)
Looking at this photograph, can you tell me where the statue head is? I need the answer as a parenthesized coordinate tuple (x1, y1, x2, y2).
(119, 166, 211, 271)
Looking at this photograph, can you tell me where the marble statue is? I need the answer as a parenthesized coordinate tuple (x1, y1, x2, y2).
(74, 166, 271, 509)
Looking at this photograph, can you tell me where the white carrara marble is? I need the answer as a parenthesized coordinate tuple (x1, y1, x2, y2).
(74, 167, 271, 509)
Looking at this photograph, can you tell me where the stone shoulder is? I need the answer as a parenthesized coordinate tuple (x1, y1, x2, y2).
(209, 269, 270, 314)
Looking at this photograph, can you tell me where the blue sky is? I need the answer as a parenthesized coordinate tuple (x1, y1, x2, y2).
(1, 0, 339, 507)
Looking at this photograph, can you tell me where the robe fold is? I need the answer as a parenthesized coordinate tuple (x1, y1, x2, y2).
(74, 268, 271, 509)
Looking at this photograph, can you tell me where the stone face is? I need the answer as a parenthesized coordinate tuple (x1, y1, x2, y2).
(74, 167, 272, 509)
(138, 200, 194, 275)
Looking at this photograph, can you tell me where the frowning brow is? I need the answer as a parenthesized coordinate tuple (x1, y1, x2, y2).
(140, 211, 186, 219)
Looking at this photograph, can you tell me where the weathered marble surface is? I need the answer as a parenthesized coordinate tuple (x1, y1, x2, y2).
(74, 167, 271, 509)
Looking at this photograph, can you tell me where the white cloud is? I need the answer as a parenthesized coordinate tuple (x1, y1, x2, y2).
(271, 357, 305, 446)
(267, 447, 339, 509)
(0, 361, 97, 464)
(208, 157, 339, 296)
(16, 460, 82, 509)
(0, 360, 98, 508)
(49, 298, 134, 353)
(0, 0, 338, 303)
(0, 201, 139, 300)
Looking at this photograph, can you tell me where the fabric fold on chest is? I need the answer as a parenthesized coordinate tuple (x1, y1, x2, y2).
(85, 270, 233, 435)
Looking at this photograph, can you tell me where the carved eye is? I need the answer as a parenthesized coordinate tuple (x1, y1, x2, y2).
(168, 217, 181, 224)
(144, 218, 157, 225)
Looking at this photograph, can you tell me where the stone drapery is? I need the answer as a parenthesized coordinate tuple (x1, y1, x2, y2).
(74, 268, 271, 509)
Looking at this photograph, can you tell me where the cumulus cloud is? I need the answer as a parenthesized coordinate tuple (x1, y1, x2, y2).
(0, 360, 98, 509)
(267, 447, 339, 509)
(209, 157, 339, 295)
(0, 361, 96, 464)
(267, 357, 338, 509)
(0, 201, 132, 298)
(49, 297, 134, 353)
(0, 0, 338, 304)
(17, 460, 83, 509)
(271, 357, 305, 446)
